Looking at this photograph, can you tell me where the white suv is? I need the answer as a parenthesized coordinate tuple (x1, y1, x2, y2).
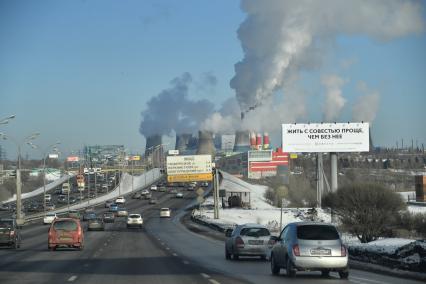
(127, 214, 143, 228)
(150, 185, 158, 191)
(43, 213, 57, 225)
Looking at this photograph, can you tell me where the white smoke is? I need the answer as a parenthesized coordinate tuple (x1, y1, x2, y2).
(321, 74, 347, 122)
(231, 0, 424, 113)
(352, 81, 380, 122)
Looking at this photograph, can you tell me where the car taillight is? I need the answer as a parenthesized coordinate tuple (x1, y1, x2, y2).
(236, 237, 245, 248)
(341, 245, 347, 257)
(292, 244, 300, 256)
(9, 230, 15, 236)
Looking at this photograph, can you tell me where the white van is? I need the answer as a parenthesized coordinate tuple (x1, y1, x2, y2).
(62, 182, 70, 194)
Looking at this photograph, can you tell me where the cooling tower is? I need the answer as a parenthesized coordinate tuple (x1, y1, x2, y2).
(250, 132, 256, 149)
(145, 134, 162, 155)
(256, 133, 262, 150)
(175, 133, 192, 152)
(263, 132, 270, 149)
(233, 131, 250, 152)
(196, 131, 215, 156)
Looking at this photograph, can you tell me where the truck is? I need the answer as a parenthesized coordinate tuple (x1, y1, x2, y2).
(62, 182, 70, 194)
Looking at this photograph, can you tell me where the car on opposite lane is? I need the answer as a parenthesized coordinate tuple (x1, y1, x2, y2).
(83, 212, 97, 222)
(116, 208, 128, 217)
(115, 196, 125, 204)
(149, 198, 157, 204)
(269, 222, 349, 278)
(176, 192, 184, 198)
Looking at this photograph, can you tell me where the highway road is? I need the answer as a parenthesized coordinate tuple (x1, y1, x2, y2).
(1, 182, 424, 284)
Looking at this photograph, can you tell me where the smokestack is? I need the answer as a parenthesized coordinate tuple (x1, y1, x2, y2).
(196, 131, 215, 156)
(175, 133, 192, 152)
(256, 133, 262, 150)
(233, 131, 250, 152)
(145, 134, 162, 155)
(250, 132, 256, 149)
(263, 132, 270, 150)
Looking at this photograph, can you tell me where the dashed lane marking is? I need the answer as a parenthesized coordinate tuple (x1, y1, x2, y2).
(172, 253, 178, 257)
(166, 247, 170, 250)
(209, 279, 221, 284)
(68, 275, 78, 282)
(350, 277, 389, 284)
(183, 260, 190, 265)
(200, 273, 210, 279)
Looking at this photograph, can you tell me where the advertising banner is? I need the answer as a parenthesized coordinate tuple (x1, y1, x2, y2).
(282, 123, 369, 152)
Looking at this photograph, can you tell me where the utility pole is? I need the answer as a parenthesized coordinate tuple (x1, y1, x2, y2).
(213, 168, 219, 219)
(316, 153, 323, 208)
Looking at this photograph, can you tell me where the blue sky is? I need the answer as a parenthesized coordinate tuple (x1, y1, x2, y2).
(1, 0, 425, 159)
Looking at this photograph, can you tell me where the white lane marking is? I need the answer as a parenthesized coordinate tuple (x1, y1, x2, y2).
(349, 280, 364, 284)
(200, 273, 210, 279)
(209, 280, 221, 284)
(172, 253, 178, 256)
(68, 275, 78, 282)
(161, 242, 165, 246)
(166, 247, 170, 250)
(350, 277, 389, 284)
(183, 260, 190, 265)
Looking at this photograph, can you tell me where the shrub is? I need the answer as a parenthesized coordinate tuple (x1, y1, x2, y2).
(323, 183, 406, 243)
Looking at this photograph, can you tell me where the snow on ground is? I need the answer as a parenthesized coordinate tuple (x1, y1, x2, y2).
(194, 171, 331, 233)
(194, 171, 425, 273)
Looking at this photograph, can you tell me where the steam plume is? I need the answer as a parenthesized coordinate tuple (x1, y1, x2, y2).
(231, 0, 424, 113)
(352, 82, 380, 122)
(139, 73, 215, 137)
(321, 74, 347, 122)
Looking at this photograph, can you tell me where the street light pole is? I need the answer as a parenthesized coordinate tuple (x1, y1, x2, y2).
(0, 131, 40, 225)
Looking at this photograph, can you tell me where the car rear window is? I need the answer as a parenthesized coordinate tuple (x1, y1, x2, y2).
(240, 227, 270, 237)
(53, 220, 78, 231)
(297, 225, 339, 240)
(161, 208, 169, 211)
(129, 214, 140, 218)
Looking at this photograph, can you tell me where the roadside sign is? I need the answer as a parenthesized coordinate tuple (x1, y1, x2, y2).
(167, 173, 212, 183)
(168, 150, 179, 155)
(67, 156, 79, 162)
(290, 153, 298, 159)
(129, 155, 141, 161)
(166, 155, 212, 182)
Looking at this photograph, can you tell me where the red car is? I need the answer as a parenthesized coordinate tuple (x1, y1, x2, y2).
(48, 218, 84, 251)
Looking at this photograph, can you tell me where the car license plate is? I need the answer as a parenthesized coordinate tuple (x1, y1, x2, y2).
(310, 248, 331, 255)
(248, 240, 263, 245)
(60, 237, 73, 241)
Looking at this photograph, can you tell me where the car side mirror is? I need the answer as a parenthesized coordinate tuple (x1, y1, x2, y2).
(225, 229, 233, 237)
(269, 236, 280, 243)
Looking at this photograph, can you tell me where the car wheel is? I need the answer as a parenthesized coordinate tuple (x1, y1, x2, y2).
(286, 257, 296, 278)
(225, 248, 231, 260)
(232, 253, 239, 260)
(339, 270, 349, 279)
(321, 270, 330, 277)
(270, 255, 280, 275)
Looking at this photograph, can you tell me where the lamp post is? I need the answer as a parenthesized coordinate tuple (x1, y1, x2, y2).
(0, 131, 40, 225)
(27, 141, 61, 216)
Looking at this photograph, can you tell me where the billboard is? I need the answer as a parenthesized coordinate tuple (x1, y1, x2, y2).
(129, 155, 141, 161)
(67, 156, 79, 162)
(48, 153, 59, 159)
(248, 150, 272, 162)
(282, 123, 369, 152)
(168, 150, 179, 155)
(166, 155, 212, 182)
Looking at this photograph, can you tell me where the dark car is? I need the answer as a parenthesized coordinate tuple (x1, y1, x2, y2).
(68, 196, 77, 204)
(83, 212, 97, 221)
(0, 219, 21, 249)
(102, 212, 115, 223)
(132, 192, 142, 199)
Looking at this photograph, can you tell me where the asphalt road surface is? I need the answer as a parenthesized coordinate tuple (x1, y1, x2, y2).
(1, 184, 424, 284)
